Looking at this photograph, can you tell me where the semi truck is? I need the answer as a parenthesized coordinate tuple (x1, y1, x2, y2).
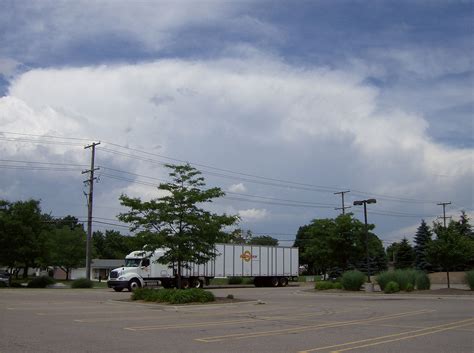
(107, 243, 299, 291)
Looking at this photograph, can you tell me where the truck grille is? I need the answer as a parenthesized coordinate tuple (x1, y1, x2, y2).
(109, 271, 119, 279)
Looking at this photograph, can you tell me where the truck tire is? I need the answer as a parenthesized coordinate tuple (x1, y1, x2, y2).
(175, 278, 190, 289)
(113, 287, 124, 292)
(279, 277, 288, 287)
(270, 277, 279, 287)
(192, 278, 203, 288)
(128, 279, 141, 292)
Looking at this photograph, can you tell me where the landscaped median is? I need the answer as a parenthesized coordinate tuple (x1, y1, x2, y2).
(131, 288, 216, 304)
(311, 269, 474, 294)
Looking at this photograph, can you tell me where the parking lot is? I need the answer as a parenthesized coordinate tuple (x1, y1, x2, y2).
(0, 285, 473, 353)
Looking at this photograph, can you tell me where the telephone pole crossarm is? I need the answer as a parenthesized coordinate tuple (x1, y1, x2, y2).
(334, 190, 351, 215)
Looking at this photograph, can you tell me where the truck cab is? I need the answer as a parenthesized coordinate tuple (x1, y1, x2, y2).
(107, 249, 174, 292)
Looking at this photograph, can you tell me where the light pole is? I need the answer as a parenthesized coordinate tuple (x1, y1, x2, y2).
(353, 198, 377, 283)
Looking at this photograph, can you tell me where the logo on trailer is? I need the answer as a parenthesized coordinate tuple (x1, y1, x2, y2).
(240, 250, 256, 262)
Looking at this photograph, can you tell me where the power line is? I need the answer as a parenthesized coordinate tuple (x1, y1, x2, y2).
(0, 131, 466, 208)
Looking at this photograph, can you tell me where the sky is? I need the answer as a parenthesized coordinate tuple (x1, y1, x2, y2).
(0, 0, 472, 247)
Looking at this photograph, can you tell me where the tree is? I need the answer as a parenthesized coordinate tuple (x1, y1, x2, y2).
(93, 230, 135, 259)
(0, 199, 50, 278)
(414, 220, 432, 271)
(248, 235, 279, 246)
(394, 238, 415, 269)
(47, 225, 86, 280)
(294, 213, 386, 276)
(118, 164, 238, 288)
(426, 220, 474, 288)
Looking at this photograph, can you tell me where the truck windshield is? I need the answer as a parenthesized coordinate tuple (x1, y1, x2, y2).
(124, 259, 141, 267)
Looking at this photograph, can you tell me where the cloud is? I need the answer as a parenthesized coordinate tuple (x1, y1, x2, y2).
(238, 208, 268, 222)
(0, 54, 472, 241)
(228, 183, 247, 193)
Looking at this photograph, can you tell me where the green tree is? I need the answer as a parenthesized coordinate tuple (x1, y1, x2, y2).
(248, 235, 279, 246)
(47, 225, 86, 280)
(0, 199, 50, 278)
(414, 220, 432, 271)
(294, 214, 386, 276)
(394, 238, 415, 269)
(426, 220, 474, 288)
(118, 164, 238, 288)
(93, 230, 134, 259)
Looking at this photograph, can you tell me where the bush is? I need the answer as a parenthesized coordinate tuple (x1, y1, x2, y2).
(132, 288, 215, 304)
(466, 270, 474, 290)
(27, 276, 55, 288)
(341, 270, 365, 291)
(384, 281, 400, 293)
(228, 277, 243, 285)
(377, 269, 430, 291)
(415, 272, 431, 290)
(71, 278, 93, 288)
(314, 281, 342, 290)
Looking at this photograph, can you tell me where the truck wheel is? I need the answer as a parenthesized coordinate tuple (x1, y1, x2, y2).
(270, 277, 279, 287)
(279, 277, 288, 287)
(128, 279, 141, 292)
(113, 287, 123, 292)
(175, 278, 190, 289)
(192, 278, 203, 288)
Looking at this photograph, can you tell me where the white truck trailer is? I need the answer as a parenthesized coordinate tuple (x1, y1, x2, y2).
(107, 243, 299, 291)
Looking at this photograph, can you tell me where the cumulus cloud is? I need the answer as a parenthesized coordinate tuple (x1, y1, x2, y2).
(228, 183, 247, 193)
(0, 54, 472, 240)
(238, 208, 268, 222)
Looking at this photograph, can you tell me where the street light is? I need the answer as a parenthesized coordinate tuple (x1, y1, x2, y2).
(353, 198, 377, 283)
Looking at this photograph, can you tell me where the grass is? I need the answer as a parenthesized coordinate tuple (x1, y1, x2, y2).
(376, 269, 430, 291)
(314, 281, 342, 290)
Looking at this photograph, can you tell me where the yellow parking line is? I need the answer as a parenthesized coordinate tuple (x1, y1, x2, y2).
(125, 318, 265, 331)
(298, 317, 474, 353)
(122, 306, 369, 331)
(196, 309, 434, 343)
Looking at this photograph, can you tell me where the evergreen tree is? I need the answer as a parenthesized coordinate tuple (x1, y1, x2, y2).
(394, 238, 415, 269)
(414, 220, 432, 271)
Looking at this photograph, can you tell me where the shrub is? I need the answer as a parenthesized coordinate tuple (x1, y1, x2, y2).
(415, 272, 430, 290)
(27, 276, 55, 288)
(314, 281, 342, 290)
(377, 269, 425, 291)
(132, 288, 215, 304)
(405, 283, 414, 292)
(243, 278, 254, 285)
(466, 270, 474, 290)
(341, 270, 365, 291)
(71, 278, 93, 288)
(228, 277, 243, 285)
(384, 281, 400, 293)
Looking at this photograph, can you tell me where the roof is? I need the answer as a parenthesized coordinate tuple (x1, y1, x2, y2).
(91, 259, 124, 269)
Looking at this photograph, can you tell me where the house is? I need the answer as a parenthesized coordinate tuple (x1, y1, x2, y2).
(54, 259, 124, 281)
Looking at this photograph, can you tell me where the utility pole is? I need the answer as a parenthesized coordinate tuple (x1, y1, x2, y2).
(437, 201, 451, 228)
(334, 190, 351, 215)
(82, 142, 100, 280)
